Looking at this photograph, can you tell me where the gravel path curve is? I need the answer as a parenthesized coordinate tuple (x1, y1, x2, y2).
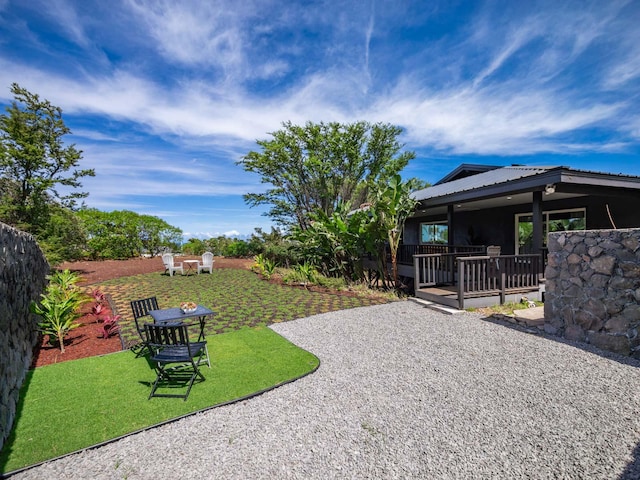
(9, 301, 640, 479)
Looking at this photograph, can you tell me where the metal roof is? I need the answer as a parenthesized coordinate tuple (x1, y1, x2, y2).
(412, 166, 558, 201)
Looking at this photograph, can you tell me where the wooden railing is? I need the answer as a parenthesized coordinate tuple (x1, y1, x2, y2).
(414, 252, 479, 288)
(414, 253, 543, 309)
(398, 244, 485, 265)
(457, 255, 542, 308)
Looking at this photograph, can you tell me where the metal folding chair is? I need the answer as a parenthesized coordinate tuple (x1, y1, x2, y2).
(144, 323, 208, 401)
(130, 296, 159, 356)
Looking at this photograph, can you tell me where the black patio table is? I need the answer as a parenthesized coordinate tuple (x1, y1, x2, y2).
(148, 305, 214, 341)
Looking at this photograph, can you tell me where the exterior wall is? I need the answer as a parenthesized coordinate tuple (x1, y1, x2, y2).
(405, 195, 640, 254)
(544, 228, 640, 357)
(0, 222, 50, 451)
(582, 195, 640, 229)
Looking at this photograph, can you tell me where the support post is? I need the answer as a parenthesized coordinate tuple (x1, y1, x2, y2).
(532, 191, 543, 255)
(447, 204, 455, 248)
(457, 258, 464, 310)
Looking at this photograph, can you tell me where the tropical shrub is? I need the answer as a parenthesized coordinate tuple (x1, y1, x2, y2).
(293, 262, 317, 284)
(97, 315, 121, 339)
(89, 288, 107, 322)
(291, 203, 369, 282)
(252, 254, 276, 279)
(182, 238, 207, 255)
(224, 240, 251, 257)
(30, 270, 88, 352)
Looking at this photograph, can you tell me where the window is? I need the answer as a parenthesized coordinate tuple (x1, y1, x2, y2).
(420, 222, 448, 244)
(515, 208, 586, 254)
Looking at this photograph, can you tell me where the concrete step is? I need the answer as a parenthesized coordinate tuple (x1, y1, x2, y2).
(513, 306, 545, 327)
(409, 297, 464, 315)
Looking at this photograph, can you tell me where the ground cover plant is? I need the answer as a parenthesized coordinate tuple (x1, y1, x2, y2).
(0, 327, 319, 474)
(99, 267, 388, 349)
(3, 259, 389, 473)
(468, 299, 543, 316)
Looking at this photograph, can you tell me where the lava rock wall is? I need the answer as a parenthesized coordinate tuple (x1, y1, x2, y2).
(545, 229, 640, 357)
(0, 222, 49, 450)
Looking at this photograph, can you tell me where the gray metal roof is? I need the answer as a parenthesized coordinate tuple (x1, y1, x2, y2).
(412, 166, 557, 201)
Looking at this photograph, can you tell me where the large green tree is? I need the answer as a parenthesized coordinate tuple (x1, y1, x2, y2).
(0, 83, 95, 233)
(77, 209, 182, 260)
(36, 204, 87, 265)
(239, 121, 416, 231)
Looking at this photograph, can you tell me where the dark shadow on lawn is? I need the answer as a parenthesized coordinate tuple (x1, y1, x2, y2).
(0, 370, 34, 477)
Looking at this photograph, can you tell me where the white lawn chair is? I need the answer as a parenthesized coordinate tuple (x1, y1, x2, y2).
(198, 252, 214, 274)
(162, 253, 184, 276)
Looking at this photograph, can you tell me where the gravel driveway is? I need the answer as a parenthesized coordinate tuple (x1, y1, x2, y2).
(9, 301, 640, 479)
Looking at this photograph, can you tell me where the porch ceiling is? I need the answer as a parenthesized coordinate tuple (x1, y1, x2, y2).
(412, 191, 585, 216)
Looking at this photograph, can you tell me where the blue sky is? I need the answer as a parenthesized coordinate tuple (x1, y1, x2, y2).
(1, 0, 639, 239)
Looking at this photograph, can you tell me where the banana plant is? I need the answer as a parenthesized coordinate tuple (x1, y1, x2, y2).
(371, 174, 418, 289)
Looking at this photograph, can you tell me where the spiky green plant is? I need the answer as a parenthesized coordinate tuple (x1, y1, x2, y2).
(30, 270, 88, 352)
(252, 254, 276, 279)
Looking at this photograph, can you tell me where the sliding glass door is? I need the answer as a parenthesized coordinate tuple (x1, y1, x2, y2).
(516, 208, 586, 254)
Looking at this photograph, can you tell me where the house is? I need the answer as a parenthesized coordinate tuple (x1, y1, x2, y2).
(398, 164, 640, 309)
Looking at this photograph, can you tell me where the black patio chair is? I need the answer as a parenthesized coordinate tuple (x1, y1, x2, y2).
(130, 296, 159, 355)
(143, 323, 208, 401)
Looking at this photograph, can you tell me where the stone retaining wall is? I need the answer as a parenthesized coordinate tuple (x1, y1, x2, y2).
(0, 222, 50, 451)
(544, 228, 640, 357)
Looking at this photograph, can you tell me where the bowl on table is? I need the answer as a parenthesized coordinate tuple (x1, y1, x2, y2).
(180, 302, 198, 314)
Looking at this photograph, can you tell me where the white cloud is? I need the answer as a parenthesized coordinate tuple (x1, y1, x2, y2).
(125, 0, 243, 68)
(40, 0, 90, 48)
(1, 0, 638, 162)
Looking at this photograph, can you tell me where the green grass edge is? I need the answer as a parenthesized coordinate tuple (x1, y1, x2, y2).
(0, 326, 320, 474)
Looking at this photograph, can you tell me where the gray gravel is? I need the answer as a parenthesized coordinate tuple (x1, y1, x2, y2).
(8, 301, 640, 479)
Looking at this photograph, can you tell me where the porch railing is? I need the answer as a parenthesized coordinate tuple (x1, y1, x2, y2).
(413, 252, 480, 287)
(415, 253, 543, 309)
(457, 255, 542, 308)
(398, 244, 485, 265)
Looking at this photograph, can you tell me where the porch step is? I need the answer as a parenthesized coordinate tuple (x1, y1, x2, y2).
(409, 297, 465, 315)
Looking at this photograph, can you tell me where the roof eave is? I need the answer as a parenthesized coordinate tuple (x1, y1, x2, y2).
(417, 168, 566, 207)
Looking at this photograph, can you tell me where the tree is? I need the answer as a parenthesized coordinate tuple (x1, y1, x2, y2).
(0, 83, 95, 233)
(36, 204, 87, 265)
(182, 238, 207, 255)
(369, 175, 418, 288)
(239, 121, 416, 231)
(291, 203, 370, 281)
(137, 214, 183, 256)
(77, 209, 182, 259)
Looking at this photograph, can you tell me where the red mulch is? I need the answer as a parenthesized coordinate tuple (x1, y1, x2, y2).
(30, 301, 123, 369)
(31, 256, 253, 368)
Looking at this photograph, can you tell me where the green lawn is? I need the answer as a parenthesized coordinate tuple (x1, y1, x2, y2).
(100, 267, 387, 348)
(0, 327, 319, 474)
(1, 267, 388, 474)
